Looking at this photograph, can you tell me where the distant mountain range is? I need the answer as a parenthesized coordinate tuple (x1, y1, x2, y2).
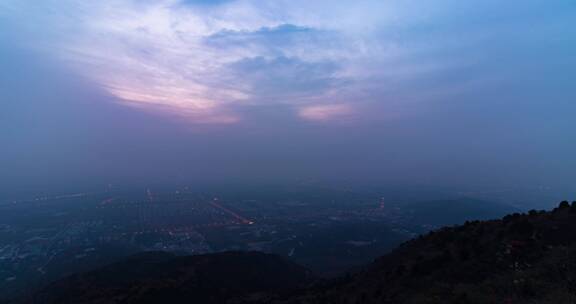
(401, 198, 518, 227)
(24, 201, 576, 304)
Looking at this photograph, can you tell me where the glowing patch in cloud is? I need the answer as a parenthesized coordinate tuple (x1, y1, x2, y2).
(298, 104, 353, 122)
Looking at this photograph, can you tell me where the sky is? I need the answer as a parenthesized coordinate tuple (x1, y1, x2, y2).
(1, 0, 575, 193)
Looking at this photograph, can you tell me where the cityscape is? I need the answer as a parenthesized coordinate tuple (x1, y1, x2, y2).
(1, 183, 568, 301)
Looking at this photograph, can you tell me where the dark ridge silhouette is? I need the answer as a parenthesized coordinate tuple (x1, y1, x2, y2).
(28, 201, 576, 304)
(29, 251, 313, 304)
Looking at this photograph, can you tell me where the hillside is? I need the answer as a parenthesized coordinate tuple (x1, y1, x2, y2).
(288, 201, 576, 303)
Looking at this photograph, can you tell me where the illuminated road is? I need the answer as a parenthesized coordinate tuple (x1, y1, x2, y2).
(209, 199, 254, 225)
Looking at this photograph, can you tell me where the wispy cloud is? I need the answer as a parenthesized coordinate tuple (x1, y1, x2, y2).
(0, 0, 430, 123)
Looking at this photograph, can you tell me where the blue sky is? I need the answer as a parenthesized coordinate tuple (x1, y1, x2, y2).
(1, 0, 575, 193)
